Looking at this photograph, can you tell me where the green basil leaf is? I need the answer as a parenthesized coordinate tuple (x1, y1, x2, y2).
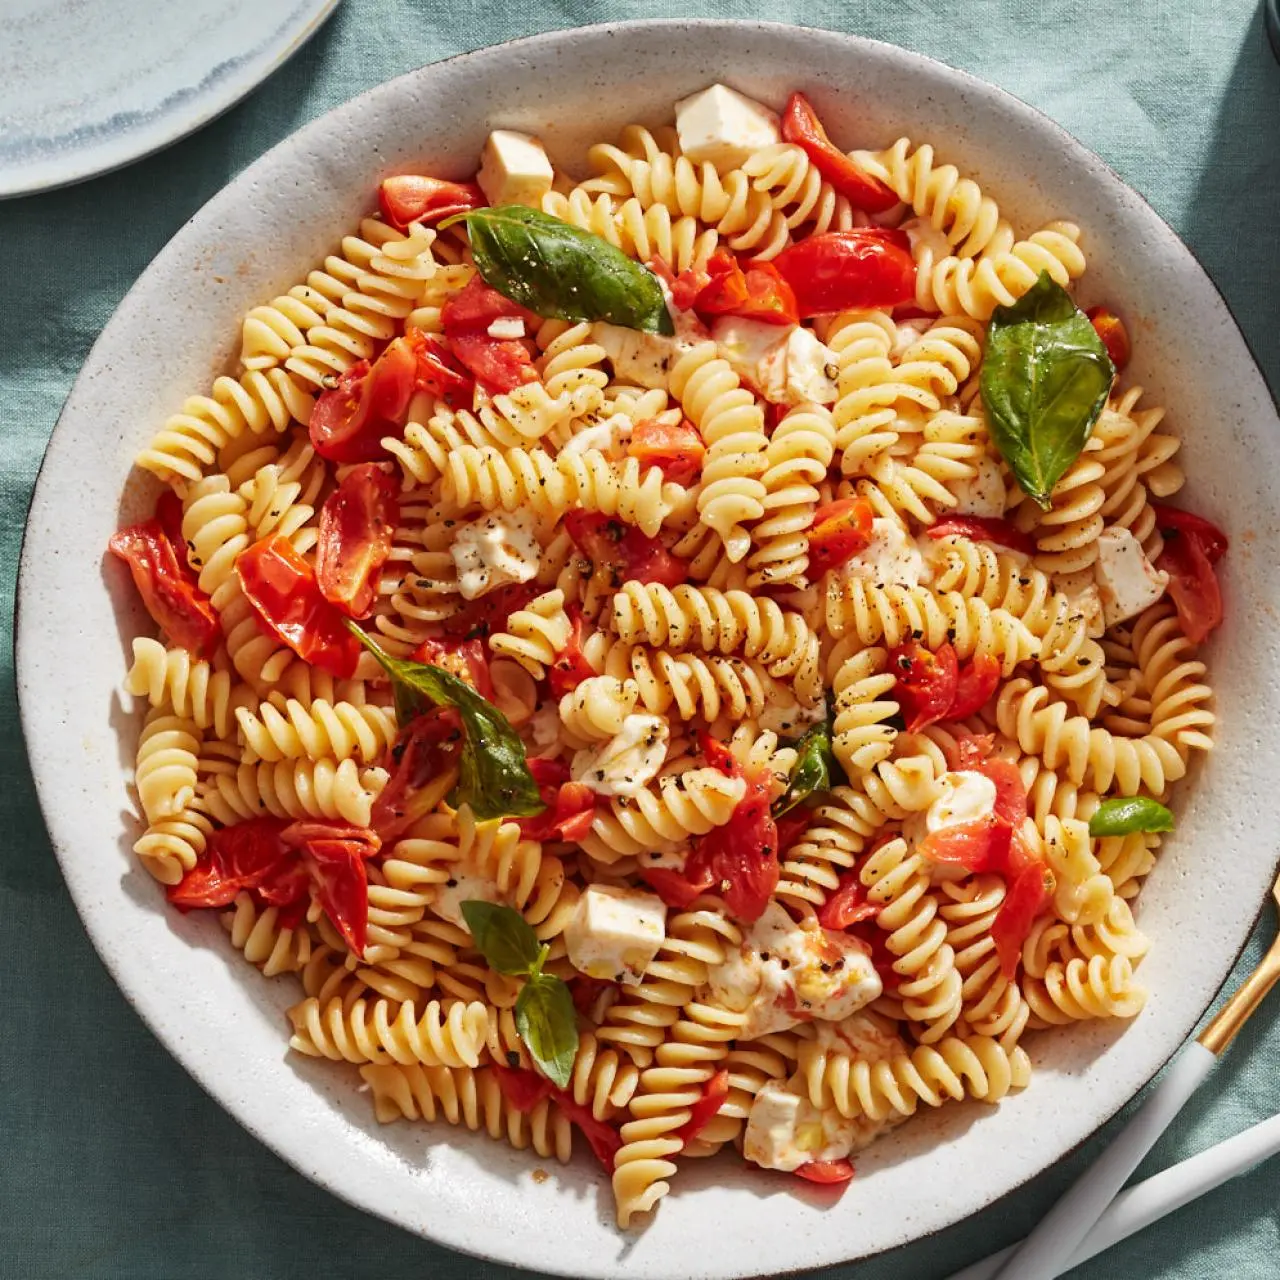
(514, 972, 579, 1089)
(461, 901, 544, 975)
(773, 716, 843, 817)
(980, 272, 1115, 509)
(1088, 797, 1175, 838)
(346, 622, 544, 820)
(446, 205, 674, 336)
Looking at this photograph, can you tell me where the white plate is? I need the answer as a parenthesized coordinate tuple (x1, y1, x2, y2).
(0, 0, 340, 197)
(16, 20, 1280, 1280)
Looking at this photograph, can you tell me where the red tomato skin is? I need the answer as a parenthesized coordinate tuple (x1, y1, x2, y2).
(948, 652, 1001, 720)
(378, 175, 484, 231)
(675, 1068, 731, 1146)
(108, 519, 220, 659)
(564, 511, 689, 588)
(166, 817, 293, 910)
(793, 1158, 856, 1185)
(369, 708, 464, 840)
(492, 1066, 623, 1172)
(309, 336, 418, 463)
(440, 581, 541, 642)
(517, 776, 596, 843)
(628, 417, 706, 487)
(411, 637, 494, 700)
(992, 864, 1056, 980)
(406, 328, 474, 406)
(315, 464, 399, 618)
(693, 249, 799, 325)
(1085, 306, 1132, 372)
(781, 93, 898, 213)
(235, 534, 361, 677)
(1151, 505, 1228, 562)
(890, 640, 960, 733)
(153, 490, 192, 574)
(441, 276, 539, 392)
(807, 497, 875, 575)
(771, 230, 916, 318)
(817, 870, 879, 930)
(684, 765, 778, 923)
(640, 865, 713, 910)
(927, 516, 1036, 558)
(1158, 532, 1223, 644)
(295, 835, 373, 957)
(547, 604, 597, 698)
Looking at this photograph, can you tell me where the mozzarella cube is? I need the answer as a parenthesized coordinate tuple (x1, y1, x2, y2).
(950, 455, 1008, 517)
(1095, 527, 1169, 626)
(904, 770, 996, 845)
(559, 411, 634, 460)
(476, 129, 554, 208)
(450, 510, 541, 600)
(593, 323, 683, 390)
(711, 318, 838, 406)
(674, 84, 781, 171)
(571, 714, 669, 797)
(706, 902, 882, 1038)
(838, 517, 925, 588)
(743, 1080, 866, 1173)
(565, 884, 667, 985)
(433, 868, 503, 929)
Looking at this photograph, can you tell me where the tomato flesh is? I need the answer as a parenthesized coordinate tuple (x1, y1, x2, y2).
(315, 463, 399, 618)
(771, 230, 916, 318)
(691, 248, 798, 325)
(890, 640, 959, 732)
(235, 534, 361, 677)
(370, 708, 464, 840)
(675, 1068, 730, 1146)
(1086, 306, 1132, 372)
(1152, 505, 1227, 644)
(547, 605, 598, 698)
(793, 1158, 856, 1185)
(927, 516, 1035, 557)
(781, 92, 898, 213)
(948, 651, 1001, 719)
(628, 417, 706, 487)
(412, 637, 494, 700)
(378, 174, 484, 231)
(492, 1066, 623, 1172)
(564, 510, 689, 588)
(817, 870, 879, 930)
(518, 758, 597, 842)
(309, 334, 418, 463)
(441, 276, 539, 392)
(807, 498, 874, 576)
(992, 864, 1056, 980)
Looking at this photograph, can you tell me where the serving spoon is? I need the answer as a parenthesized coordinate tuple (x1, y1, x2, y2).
(953, 865, 1280, 1280)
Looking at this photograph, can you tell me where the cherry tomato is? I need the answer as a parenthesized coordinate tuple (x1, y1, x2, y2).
(992, 863, 1056, 980)
(781, 92, 898, 213)
(411, 637, 494, 700)
(1152, 505, 1228, 644)
(567, 974, 618, 1019)
(547, 605, 597, 698)
(674, 1068, 730, 1147)
(378, 174, 485, 231)
(817, 869, 879, 930)
(890, 640, 959, 733)
(407, 329, 474, 406)
(284, 823, 379, 957)
(309, 334, 418, 463)
(441, 276, 539, 392)
(315, 464, 399, 618)
(167, 817, 292, 910)
(235, 534, 361, 677)
(918, 816, 1013, 875)
(807, 498, 875, 576)
(927, 515, 1035, 557)
(950, 733, 996, 771)
(564, 510, 689, 589)
(793, 1158, 856, 1185)
(628, 417, 706, 487)
(492, 1066, 623, 1172)
(640, 865, 712, 911)
(109, 518, 220, 659)
(369, 708, 464, 840)
(669, 260, 713, 311)
(948, 651, 1001, 720)
(154, 490, 192, 574)
(771, 229, 916, 319)
(692, 248, 799, 325)
(440, 582, 541, 642)
(518, 758, 598, 842)
(1086, 306, 1132, 372)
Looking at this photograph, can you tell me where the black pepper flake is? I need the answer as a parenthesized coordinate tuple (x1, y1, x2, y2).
(446, 878, 457, 887)
(506, 1050, 520, 1067)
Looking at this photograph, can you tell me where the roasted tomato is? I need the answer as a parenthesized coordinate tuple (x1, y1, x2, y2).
(771, 230, 916, 318)
(889, 640, 959, 733)
(1152, 505, 1228, 644)
(781, 92, 898, 213)
(807, 498, 874, 576)
(378, 174, 484, 231)
(1085, 306, 1131, 372)
(926, 516, 1036, 557)
(628, 417, 706, 486)
(315, 463, 399, 617)
(440, 276, 540, 392)
(564, 510, 689, 588)
(308, 334, 418, 463)
(690, 248, 799, 325)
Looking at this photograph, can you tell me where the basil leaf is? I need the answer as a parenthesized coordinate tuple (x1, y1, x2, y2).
(446, 205, 674, 336)
(346, 622, 544, 820)
(980, 272, 1115, 509)
(515, 972, 579, 1089)
(1088, 797, 1174, 837)
(773, 716, 843, 817)
(461, 901, 544, 975)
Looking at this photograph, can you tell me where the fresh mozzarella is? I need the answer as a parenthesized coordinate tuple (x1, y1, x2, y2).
(433, 868, 503, 929)
(904, 770, 997, 852)
(1095, 527, 1169, 626)
(758, 696, 828, 738)
(839, 517, 925, 588)
(890, 315, 933, 361)
(558, 412, 634, 460)
(705, 902, 882, 1039)
(486, 316, 526, 340)
(593, 323, 684, 390)
(570, 714, 670, 798)
(565, 884, 668, 985)
(711, 317, 839, 406)
(901, 216, 951, 268)
(743, 1079, 866, 1173)
(813, 1012, 908, 1063)
(674, 84, 781, 171)
(950, 456, 1008, 517)
(449, 510, 541, 600)
(476, 129, 554, 208)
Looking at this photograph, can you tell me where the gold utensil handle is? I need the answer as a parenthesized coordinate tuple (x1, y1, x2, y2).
(1198, 933, 1280, 1055)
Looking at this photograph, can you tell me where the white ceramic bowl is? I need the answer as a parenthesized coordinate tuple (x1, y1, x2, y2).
(17, 20, 1280, 1280)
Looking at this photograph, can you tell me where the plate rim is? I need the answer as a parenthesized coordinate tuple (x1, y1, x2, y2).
(0, 0, 343, 200)
(15, 17, 1280, 1277)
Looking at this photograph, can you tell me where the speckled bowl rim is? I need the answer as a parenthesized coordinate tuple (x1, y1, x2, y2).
(0, 0, 342, 199)
(16, 19, 1280, 1279)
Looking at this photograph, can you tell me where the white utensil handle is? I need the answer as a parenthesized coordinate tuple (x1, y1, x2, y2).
(988, 1041, 1217, 1280)
(948, 1109, 1280, 1280)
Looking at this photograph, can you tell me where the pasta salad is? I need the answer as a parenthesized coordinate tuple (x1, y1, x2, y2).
(109, 84, 1225, 1227)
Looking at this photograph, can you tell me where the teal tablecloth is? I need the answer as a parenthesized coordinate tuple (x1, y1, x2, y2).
(3, 2, 1279, 1276)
